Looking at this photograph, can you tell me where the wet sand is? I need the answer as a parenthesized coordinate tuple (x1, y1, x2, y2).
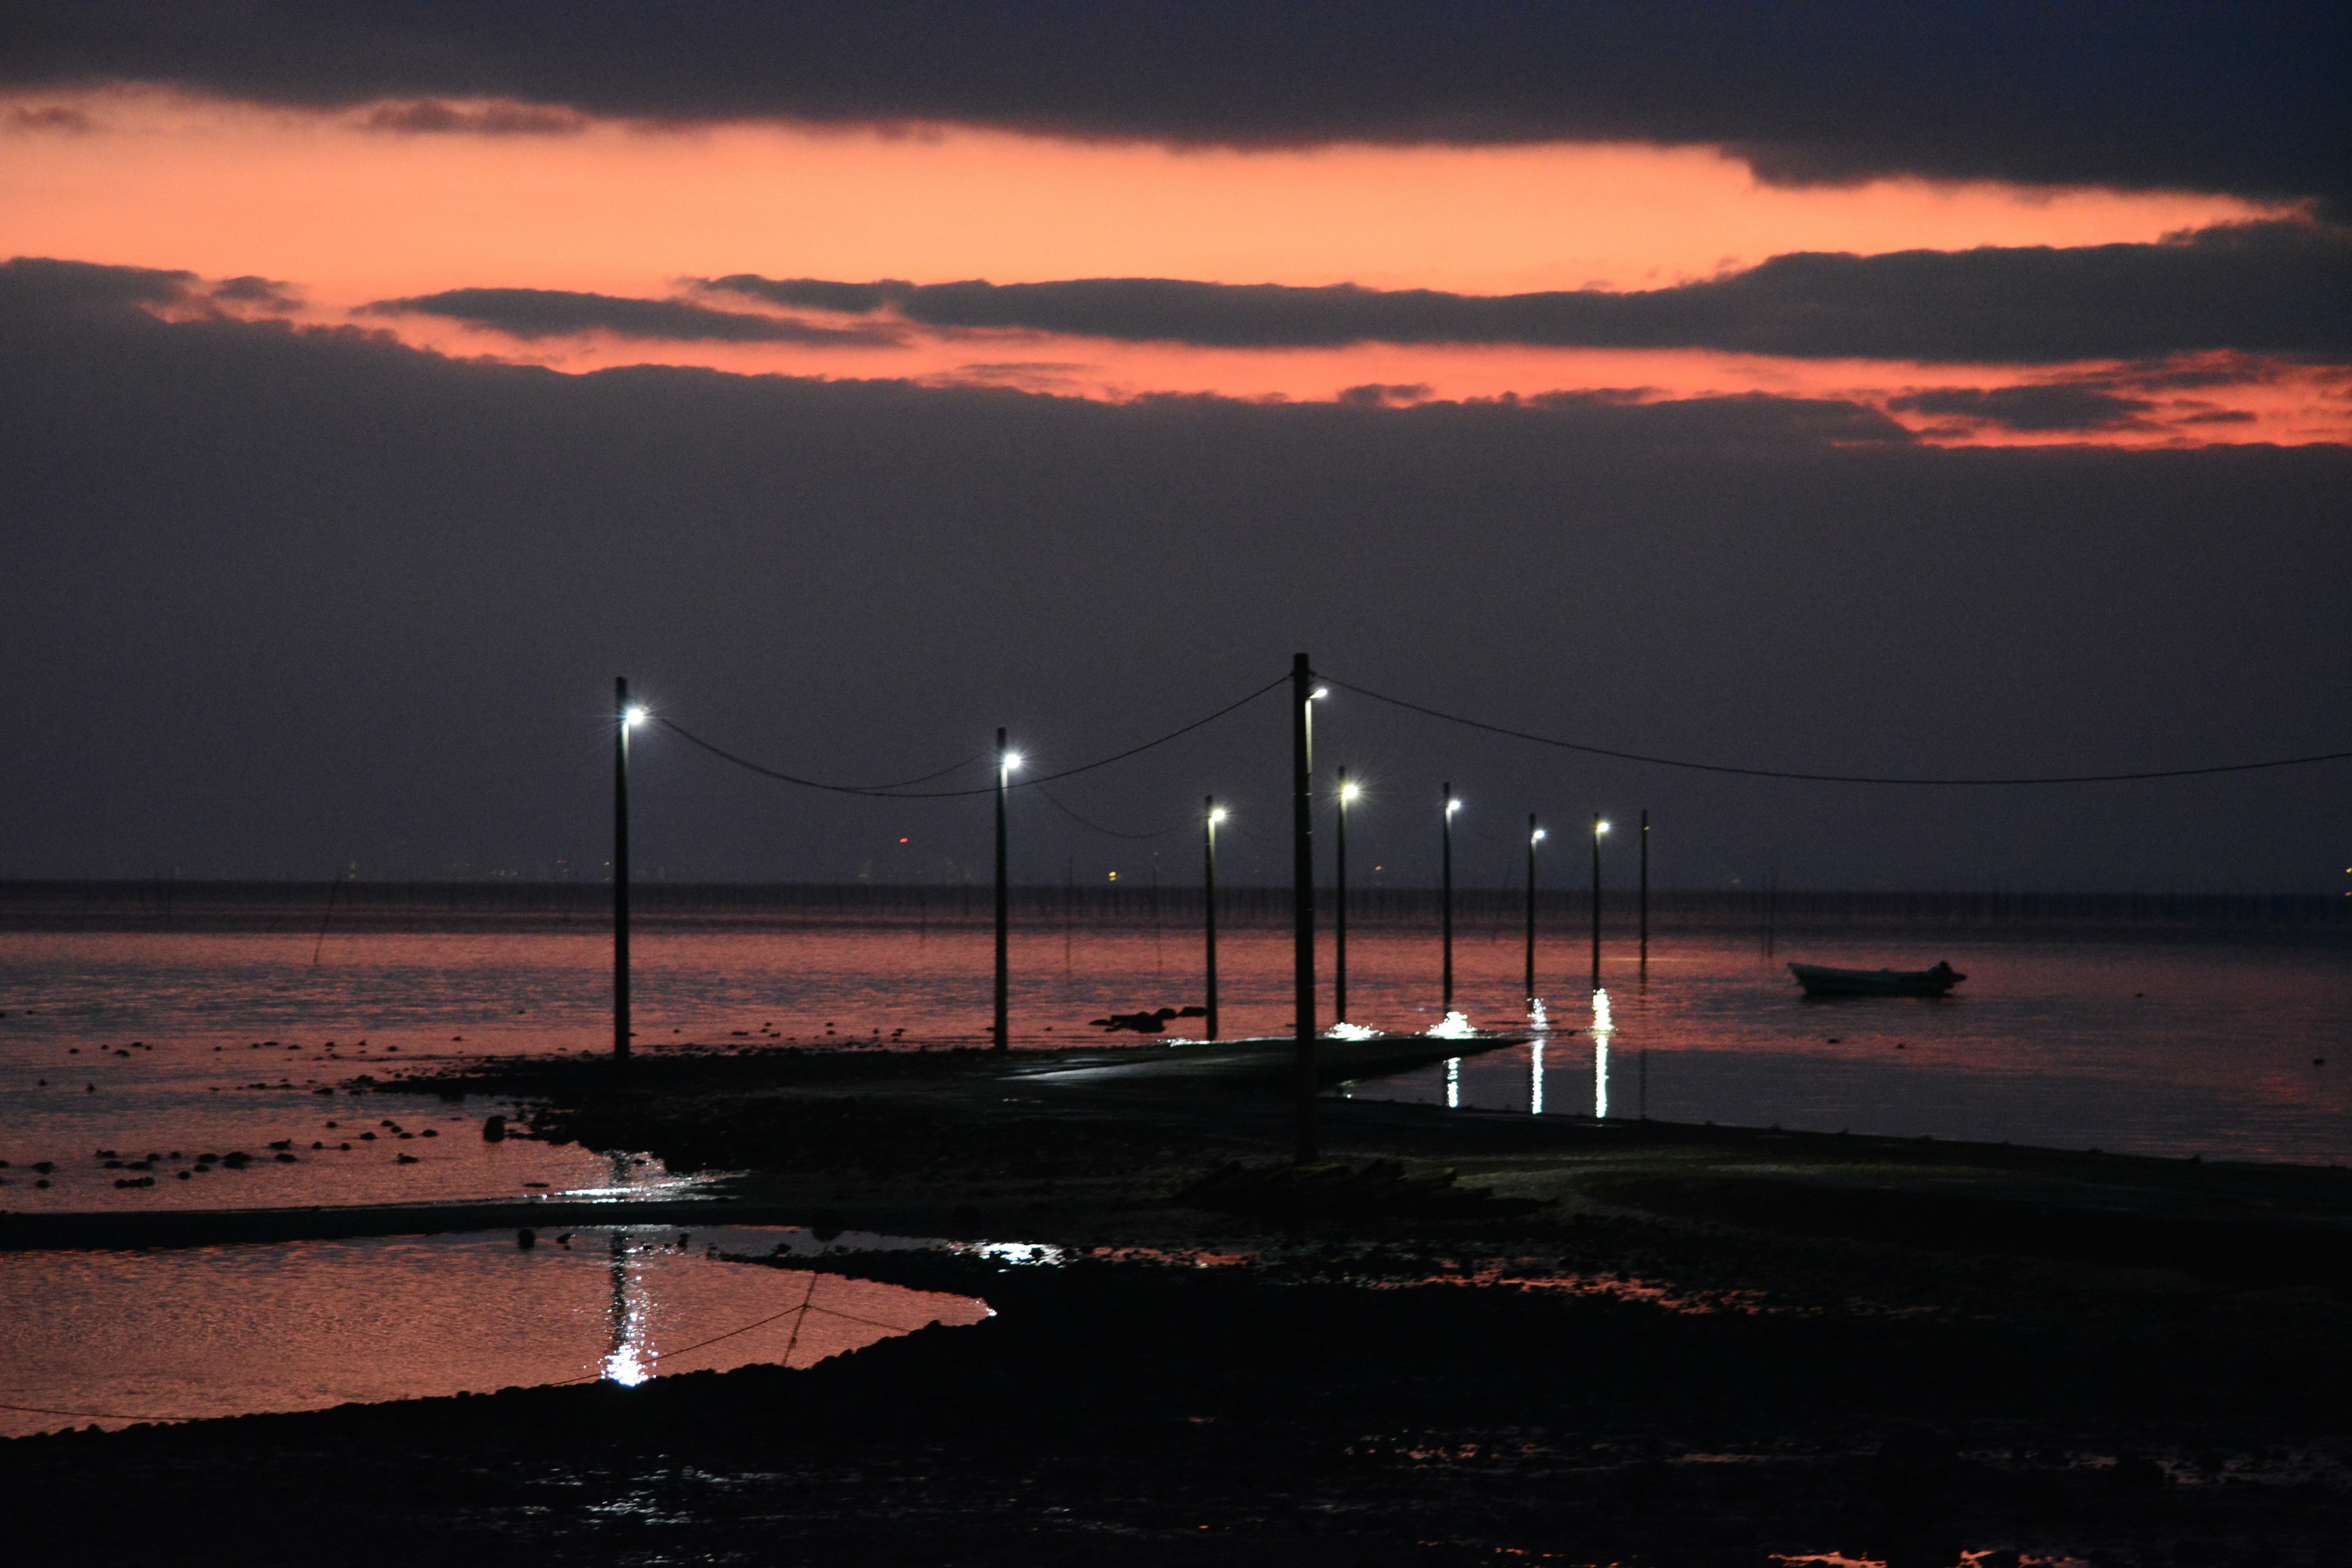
(3, 1043, 2347, 1564)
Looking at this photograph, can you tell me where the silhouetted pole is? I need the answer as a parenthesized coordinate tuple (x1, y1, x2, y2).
(1524, 815, 1545, 1004)
(1441, 785, 1458, 1015)
(1591, 813, 1608, 990)
(993, 727, 1009, 1052)
(1203, 796, 1223, 1041)
(1292, 654, 1319, 1163)
(1638, 809, 1650, 974)
(614, 677, 632, 1062)
(1335, 767, 1354, 1023)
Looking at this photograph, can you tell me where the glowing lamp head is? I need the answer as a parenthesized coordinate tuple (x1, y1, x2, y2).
(622, 706, 648, 728)
(1531, 827, 1548, 846)
(1207, 807, 1228, 826)
(1596, 819, 1611, 837)
(1001, 751, 1023, 772)
(1446, 798, 1462, 817)
(1340, 781, 1361, 804)
(1310, 686, 1329, 700)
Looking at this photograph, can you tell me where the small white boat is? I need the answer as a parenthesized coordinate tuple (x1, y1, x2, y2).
(1788, 960, 1966, 998)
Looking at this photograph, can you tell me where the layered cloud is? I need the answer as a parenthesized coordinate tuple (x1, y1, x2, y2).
(696, 221, 2351, 364)
(361, 287, 897, 345)
(4, 254, 2346, 890)
(6, 4, 2345, 211)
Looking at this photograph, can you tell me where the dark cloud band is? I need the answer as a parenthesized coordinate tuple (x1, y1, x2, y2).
(703, 222, 2352, 364)
(4, 3, 2345, 209)
(360, 287, 901, 345)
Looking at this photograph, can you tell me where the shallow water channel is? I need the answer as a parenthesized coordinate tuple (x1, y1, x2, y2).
(0, 1226, 990, 1439)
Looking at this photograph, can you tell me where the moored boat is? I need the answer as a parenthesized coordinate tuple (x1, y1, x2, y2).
(1787, 960, 1966, 998)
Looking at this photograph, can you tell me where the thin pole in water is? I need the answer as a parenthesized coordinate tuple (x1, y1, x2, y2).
(1441, 785, 1457, 1016)
(1591, 813, 1605, 991)
(1203, 796, 1221, 1041)
(1292, 654, 1319, 1163)
(1334, 766, 1351, 1025)
(1639, 809, 1650, 976)
(614, 677, 631, 1063)
(993, 727, 1009, 1052)
(1525, 814, 1542, 1005)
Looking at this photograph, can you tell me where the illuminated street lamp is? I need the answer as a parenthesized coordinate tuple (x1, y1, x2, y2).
(613, 680, 646, 1062)
(1335, 772, 1361, 1023)
(993, 730, 1019, 1052)
(1525, 816, 1548, 1005)
(1591, 815, 1611, 989)
(1203, 797, 1227, 1040)
(1441, 788, 1461, 1014)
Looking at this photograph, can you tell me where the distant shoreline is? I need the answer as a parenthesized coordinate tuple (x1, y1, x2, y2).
(0, 880, 2343, 936)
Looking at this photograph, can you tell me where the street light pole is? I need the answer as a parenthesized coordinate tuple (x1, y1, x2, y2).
(1525, 816, 1546, 1006)
(1639, 809, 1650, 976)
(614, 677, 633, 1063)
(1592, 815, 1610, 990)
(1335, 769, 1356, 1024)
(1203, 796, 1223, 1041)
(993, 727, 1011, 1052)
(1292, 654, 1319, 1164)
(1441, 785, 1458, 1017)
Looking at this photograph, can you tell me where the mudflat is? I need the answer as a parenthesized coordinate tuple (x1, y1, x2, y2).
(4, 1044, 2346, 1566)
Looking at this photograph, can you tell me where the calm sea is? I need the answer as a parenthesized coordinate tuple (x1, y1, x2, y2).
(2, 900, 2346, 1217)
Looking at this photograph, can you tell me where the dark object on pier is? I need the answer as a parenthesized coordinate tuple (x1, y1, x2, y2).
(481, 1114, 507, 1141)
(1088, 1006, 1208, 1034)
(515, 1227, 535, 1249)
(1789, 960, 1967, 998)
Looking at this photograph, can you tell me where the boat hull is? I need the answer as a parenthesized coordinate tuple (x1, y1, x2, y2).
(1787, 962, 1965, 998)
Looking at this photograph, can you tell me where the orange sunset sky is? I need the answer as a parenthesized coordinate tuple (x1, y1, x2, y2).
(3, 83, 2345, 445)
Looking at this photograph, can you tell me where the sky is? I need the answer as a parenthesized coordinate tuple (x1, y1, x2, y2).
(1, 4, 2346, 891)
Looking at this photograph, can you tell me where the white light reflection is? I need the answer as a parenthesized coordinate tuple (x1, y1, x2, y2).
(1325, 1020, 1378, 1041)
(1528, 996, 1548, 1028)
(1592, 986, 1613, 1120)
(1530, 1037, 1545, 1115)
(601, 1228, 653, 1387)
(1427, 1011, 1477, 1039)
(1445, 1057, 1461, 1109)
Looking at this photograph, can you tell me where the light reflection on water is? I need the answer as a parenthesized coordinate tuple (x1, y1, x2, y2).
(0, 1224, 989, 1438)
(0, 922, 2346, 1175)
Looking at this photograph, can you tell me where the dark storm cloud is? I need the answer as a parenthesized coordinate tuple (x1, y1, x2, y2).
(2, 260, 2346, 894)
(5, 3, 2345, 209)
(1887, 386, 2157, 434)
(360, 287, 902, 345)
(701, 222, 2352, 364)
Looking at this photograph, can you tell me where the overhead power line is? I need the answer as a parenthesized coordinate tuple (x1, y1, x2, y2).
(658, 674, 1286, 799)
(1329, 676, 2352, 786)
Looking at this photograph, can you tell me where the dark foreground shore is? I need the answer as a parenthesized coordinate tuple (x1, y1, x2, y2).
(5, 1044, 2348, 1566)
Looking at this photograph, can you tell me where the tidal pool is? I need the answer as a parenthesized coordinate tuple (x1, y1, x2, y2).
(0, 1225, 990, 1439)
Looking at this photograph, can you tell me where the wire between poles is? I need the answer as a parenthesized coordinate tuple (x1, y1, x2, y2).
(1327, 676, 2352, 786)
(1035, 783, 1190, 841)
(660, 674, 1287, 799)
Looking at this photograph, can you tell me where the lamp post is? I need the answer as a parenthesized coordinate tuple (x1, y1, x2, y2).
(1592, 815, 1611, 990)
(1203, 797, 1225, 1041)
(613, 681, 646, 1063)
(993, 731, 1020, 1052)
(1292, 655, 1322, 1163)
(1638, 809, 1650, 976)
(1525, 816, 1547, 1006)
(1335, 771, 1359, 1023)
(1441, 786, 1460, 1017)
